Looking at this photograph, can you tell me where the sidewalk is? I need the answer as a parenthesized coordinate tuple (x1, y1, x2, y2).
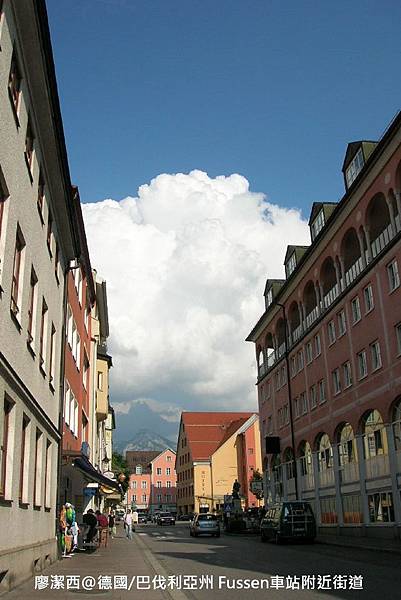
(4, 527, 171, 600)
(316, 533, 401, 555)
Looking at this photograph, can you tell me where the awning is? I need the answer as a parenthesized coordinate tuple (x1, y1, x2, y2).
(72, 455, 121, 492)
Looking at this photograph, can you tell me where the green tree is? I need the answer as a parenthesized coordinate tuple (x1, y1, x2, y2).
(112, 452, 130, 497)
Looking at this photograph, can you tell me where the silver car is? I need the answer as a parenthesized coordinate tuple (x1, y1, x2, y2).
(190, 513, 220, 537)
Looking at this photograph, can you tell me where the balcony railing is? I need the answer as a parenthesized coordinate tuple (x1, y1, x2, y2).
(340, 460, 359, 484)
(300, 472, 314, 491)
(305, 306, 319, 329)
(365, 453, 390, 479)
(291, 324, 303, 344)
(344, 256, 364, 287)
(323, 284, 340, 310)
(319, 467, 335, 488)
(371, 223, 393, 258)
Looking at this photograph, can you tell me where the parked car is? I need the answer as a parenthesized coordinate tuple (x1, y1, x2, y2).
(177, 513, 193, 522)
(138, 513, 149, 523)
(156, 512, 176, 526)
(260, 501, 316, 544)
(190, 513, 220, 537)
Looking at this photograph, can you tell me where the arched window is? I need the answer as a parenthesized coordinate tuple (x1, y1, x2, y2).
(283, 447, 295, 480)
(362, 409, 387, 458)
(303, 281, 318, 327)
(392, 399, 401, 452)
(288, 301, 301, 342)
(337, 422, 357, 466)
(276, 318, 286, 357)
(320, 257, 338, 308)
(264, 332, 275, 367)
(366, 193, 392, 257)
(341, 228, 363, 286)
(317, 433, 333, 471)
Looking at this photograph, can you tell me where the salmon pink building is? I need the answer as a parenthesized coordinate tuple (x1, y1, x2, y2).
(150, 448, 177, 514)
(247, 111, 401, 540)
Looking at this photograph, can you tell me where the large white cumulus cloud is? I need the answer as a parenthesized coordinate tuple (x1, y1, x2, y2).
(82, 170, 310, 422)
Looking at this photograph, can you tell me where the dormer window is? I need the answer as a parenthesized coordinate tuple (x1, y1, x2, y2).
(266, 288, 273, 308)
(286, 253, 297, 277)
(311, 209, 325, 241)
(345, 148, 364, 188)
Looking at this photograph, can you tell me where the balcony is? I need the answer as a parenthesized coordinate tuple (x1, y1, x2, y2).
(371, 223, 393, 259)
(344, 257, 364, 287)
(323, 284, 340, 310)
(340, 461, 359, 484)
(365, 454, 390, 479)
(300, 472, 314, 491)
(305, 306, 319, 329)
(319, 467, 335, 488)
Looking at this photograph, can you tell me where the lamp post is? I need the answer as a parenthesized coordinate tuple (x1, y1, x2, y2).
(276, 302, 299, 501)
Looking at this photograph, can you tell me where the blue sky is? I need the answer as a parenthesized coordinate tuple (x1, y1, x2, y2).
(47, 0, 401, 219)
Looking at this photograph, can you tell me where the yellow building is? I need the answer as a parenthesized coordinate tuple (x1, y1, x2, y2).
(176, 412, 262, 515)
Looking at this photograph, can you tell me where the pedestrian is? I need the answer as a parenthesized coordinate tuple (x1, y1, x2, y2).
(83, 509, 98, 543)
(108, 510, 116, 538)
(96, 509, 109, 528)
(124, 509, 134, 540)
(132, 509, 139, 525)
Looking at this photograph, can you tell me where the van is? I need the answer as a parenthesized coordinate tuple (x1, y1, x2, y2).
(260, 501, 316, 544)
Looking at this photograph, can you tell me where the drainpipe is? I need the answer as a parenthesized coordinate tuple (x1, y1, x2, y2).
(276, 302, 299, 500)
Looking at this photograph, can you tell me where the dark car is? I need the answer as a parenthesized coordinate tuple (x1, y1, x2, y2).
(177, 513, 193, 522)
(156, 512, 176, 526)
(260, 501, 316, 544)
(138, 513, 148, 523)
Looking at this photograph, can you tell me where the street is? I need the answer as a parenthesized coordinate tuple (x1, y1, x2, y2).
(133, 522, 400, 599)
(6, 522, 401, 600)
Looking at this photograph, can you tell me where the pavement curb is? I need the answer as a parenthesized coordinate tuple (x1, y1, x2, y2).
(317, 538, 401, 556)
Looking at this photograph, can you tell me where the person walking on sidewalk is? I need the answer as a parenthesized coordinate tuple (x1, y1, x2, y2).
(108, 510, 116, 538)
(124, 509, 134, 540)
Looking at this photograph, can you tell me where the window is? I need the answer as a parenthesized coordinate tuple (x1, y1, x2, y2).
(343, 494, 363, 524)
(132, 494, 137, 502)
(283, 404, 289, 424)
(25, 117, 35, 176)
(396, 323, 401, 356)
(364, 285, 374, 313)
(286, 252, 297, 277)
(314, 333, 321, 357)
(75, 332, 81, 370)
(166, 455, 172, 462)
(310, 385, 317, 409)
(97, 371, 103, 390)
(27, 268, 38, 346)
(54, 242, 59, 282)
(157, 494, 162, 502)
(11, 227, 25, 317)
(39, 298, 48, 371)
(67, 305, 73, 348)
(142, 494, 147, 503)
(351, 296, 361, 324)
(166, 481, 171, 488)
(83, 354, 89, 390)
(297, 350, 304, 371)
(44, 441, 52, 508)
(0, 166, 9, 241)
(345, 147, 364, 188)
(166, 467, 171, 475)
(294, 397, 300, 418)
(266, 288, 273, 307)
(370, 341, 382, 371)
(337, 310, 346, 336)
(305, 342, 313, 364)
(157, 481, 162, 488)
(82, 413, 88, 443)
(332, 369, 341, 395)
(8, 51, 22, 118)
(46, 210, 53, 256)
(311, 209, 325, 241)
(19, 415, 30, 504)
(70, 397, 78, 436)
(136, 465, 142, 475)
(64, 384, 71, 427)
(141, 480, 147, 489)
(327, 320, 336, 345)
(319, 379, 326, 404)
(74, 267, 83, 304)
(357, 350, 367, 379)
(37, 171, 45, 222)
(387, 260, 400, 292)
(33, 429, 43, 507)
(300, 391, 308, 414)
(290, 356, 297, 377)
(49, 324, 56, 385)
(368, 491, 394, 523)
(343, 361, 352, 388)
(156, 467, 162, 475)
(1, 397, 13, 499)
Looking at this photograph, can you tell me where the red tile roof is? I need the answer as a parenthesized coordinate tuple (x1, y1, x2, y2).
(181, 412, 256, 461)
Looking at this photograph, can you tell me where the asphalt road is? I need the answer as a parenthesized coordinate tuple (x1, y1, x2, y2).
(134, 522, 401, 600)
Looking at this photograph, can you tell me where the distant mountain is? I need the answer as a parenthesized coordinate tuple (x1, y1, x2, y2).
(114, 429, 177, 455)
